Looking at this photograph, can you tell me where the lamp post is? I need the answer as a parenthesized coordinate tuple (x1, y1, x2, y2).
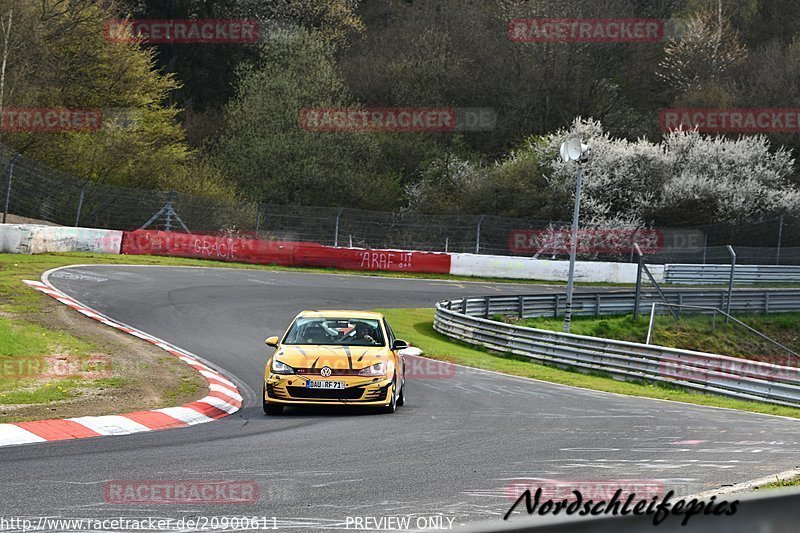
(559, 137, 591, 333)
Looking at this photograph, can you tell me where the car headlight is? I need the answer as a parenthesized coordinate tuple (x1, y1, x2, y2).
(271, 359, 295, 375)
(358, 361, 387, 377)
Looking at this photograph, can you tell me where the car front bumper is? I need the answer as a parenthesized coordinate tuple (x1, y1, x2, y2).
(264, 374, 393, 406)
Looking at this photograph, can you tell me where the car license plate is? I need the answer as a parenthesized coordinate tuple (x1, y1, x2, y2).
(306, 380, 345, 389)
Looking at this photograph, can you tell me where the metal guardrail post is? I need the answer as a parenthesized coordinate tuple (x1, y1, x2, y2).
(475, 214, 485, 254)
(74, 180, 89, 227)
(2, 153, 20, 224)
(726, 245, 736, 322)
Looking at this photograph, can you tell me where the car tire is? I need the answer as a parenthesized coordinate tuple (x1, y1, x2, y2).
(380, 378, 397, 414)
(396, 377, 405, 407)
(263, 384, 284, 415)
(264, 402, 284, 415)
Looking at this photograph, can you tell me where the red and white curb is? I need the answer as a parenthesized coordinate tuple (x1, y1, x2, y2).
(0, 278, 242, 447)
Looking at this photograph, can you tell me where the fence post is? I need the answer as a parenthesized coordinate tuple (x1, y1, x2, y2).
(255, 203, 263, 236)
(702, 228, 708, 264)
(518, 295, 524, 318)
(726, 245, 736, 322)
(776, 212, 784, 266)
(475, 214, 485, 254)
(334, 208, 343, 247)
(633, 243, 644, 320)
(2, 154, 20, 224)
(74, 180, 89, 227)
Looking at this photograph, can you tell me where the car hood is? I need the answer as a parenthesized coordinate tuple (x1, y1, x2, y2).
(274, 345, 390, 372)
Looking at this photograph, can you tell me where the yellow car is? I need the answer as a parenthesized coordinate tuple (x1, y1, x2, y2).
(263, 310, 409, 415)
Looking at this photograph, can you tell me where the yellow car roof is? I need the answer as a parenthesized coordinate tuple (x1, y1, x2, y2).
(297, 310, 384, 320)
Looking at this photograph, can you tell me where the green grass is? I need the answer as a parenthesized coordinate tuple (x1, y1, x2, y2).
(756, 476, 800, 490)
(0, 316, 102, 405)
(505, 312, 800, 360)
(378, 308, 800, 419)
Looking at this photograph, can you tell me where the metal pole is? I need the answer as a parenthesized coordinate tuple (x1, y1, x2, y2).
(74, 180, 89, 227)
(776, 212, 784, 266)
(2, 154, 20, 224)
(255, 203, 262, 236)
(633, 244, 644, 320)
(475, 214, 486, 254)
(445, 237, 449, 253)
(645, 303, 657, 344)
(563, 162, 583, 333)
(726, 244, 736, 322)
(334, 208, 343, 247)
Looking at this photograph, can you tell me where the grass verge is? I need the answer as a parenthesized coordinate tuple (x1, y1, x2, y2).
(378, 308, 800, 419)
(755, 476, 800, 490)
(504, 313, 800, 361)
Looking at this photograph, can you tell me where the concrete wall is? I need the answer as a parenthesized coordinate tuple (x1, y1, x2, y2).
(0, 224, 122, 254)
(449, 253, 665, 284)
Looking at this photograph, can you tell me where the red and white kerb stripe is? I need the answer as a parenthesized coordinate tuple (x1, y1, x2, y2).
(0, 279, 242, 447)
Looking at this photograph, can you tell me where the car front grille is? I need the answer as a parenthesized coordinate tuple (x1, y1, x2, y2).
(286, 386, 365, 400)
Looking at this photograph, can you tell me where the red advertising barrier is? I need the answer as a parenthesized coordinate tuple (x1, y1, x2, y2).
(121, 230, 451, 274)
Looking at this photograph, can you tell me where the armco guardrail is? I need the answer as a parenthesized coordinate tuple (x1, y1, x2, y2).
(452, 289, 800, 319)
(434, 291, 800, 408)
(665, 264, 800, 284)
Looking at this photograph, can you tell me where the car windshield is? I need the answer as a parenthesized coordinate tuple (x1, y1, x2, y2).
(283, 317, 386, 346)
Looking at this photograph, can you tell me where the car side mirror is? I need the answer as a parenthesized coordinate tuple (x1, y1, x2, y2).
(392, 339, 409, 351)
(265, 336, 279, 347)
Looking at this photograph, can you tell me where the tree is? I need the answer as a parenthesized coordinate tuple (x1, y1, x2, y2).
(0, 0, 219, 195)
(212, 28, 399, 209)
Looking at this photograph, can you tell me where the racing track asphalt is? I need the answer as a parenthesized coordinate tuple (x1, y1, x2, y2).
(1, 265, 799, 532)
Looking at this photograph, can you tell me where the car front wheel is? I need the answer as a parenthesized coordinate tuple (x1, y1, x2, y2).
(263, 384, 284, 415)
(380, 378, 398, 414)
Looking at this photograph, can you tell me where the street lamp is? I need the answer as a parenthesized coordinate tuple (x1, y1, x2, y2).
(559, 137, 592, 332)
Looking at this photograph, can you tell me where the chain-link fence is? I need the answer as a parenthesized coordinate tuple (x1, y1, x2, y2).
(2, 143, 800, 264)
